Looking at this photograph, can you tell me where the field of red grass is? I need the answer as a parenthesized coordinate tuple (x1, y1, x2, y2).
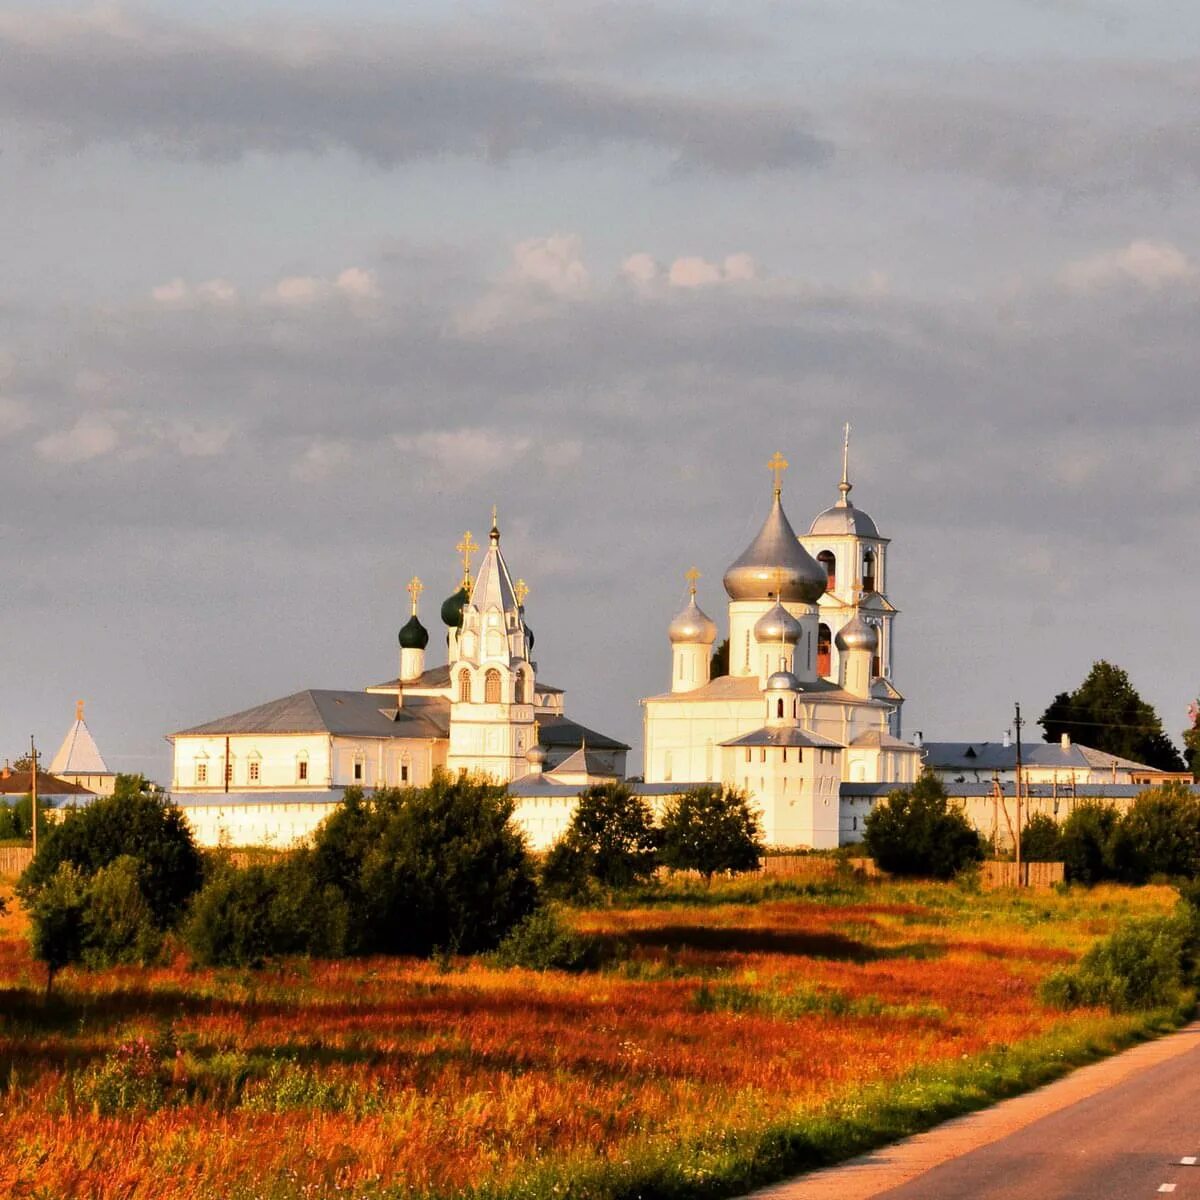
(0, 871, 1178, 1200)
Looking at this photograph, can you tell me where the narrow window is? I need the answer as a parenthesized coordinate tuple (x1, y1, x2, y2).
(782, 746, 788, 763)
(863, 550, 876, 594)
(400, 762, 409, 783)
(298, 759, 309, 782)
(485, 668, 502, 703)
(225, 759, 234, 785)
(195, 761, 208, 784)
(745, 747, 752, 764)
(817, 624, 832, 677)
(777, 698, 784, 718)
(817, 550, 836, 590)
(458, 668, 472, 703)
(248, 760, 260, 783)
(759, 747, 766, 763)
(353, 759, 364, 781)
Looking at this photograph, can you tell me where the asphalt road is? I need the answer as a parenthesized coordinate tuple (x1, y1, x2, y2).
(752, 1023, 1200, 1200)
(879, 1029, 1200, 1199)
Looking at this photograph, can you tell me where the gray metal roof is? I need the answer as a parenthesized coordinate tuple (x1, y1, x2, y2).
(537, 715, 629, 752)
(546, 746, 621, 778)
(644, 673, 885, 706)
(850, 730, 923, 751)
(809, 499, 881, 539)
(368, 664, 452, 691)
(173, 789, 348, 808)
(508, 778, 682, 798)
(720, 726, 845, 749)
(839, 780, 1200, 800)
(173, 690, 448, 740)
(921, 740, 1163, 774)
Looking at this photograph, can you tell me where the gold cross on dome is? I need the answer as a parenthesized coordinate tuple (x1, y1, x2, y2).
(456, 530, 479, 586)
(407, 575, 423, 615)
(768, 450, 789, 496)
(514, 578, 529, 606)
(685, 567, 701, 597)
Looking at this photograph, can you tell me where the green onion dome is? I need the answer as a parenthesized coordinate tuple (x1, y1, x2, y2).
(440, 586, 469, 629)
(399, 613, 429, 650)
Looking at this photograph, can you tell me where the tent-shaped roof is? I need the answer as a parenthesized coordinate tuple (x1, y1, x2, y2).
(49, 703, 112, 777)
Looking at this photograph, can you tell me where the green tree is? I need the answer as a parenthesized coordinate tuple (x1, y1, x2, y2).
(0, 794, 55, 842)
(1058, 801, 1120, 884)
(1184, 698, 1200, 781)
(310, 773, 537, 956)
(710, 639, 730, 680)
(1108, 783, 1200, 883)
(83, 855, 162, 967)
(28, 863, 89, 997)
(543, 782, 661, 895)
(659, 786, 762, 883)
(1040, 661, 1186, 772)
(1020, 813, 1063, 862)
(19, 775, 203, 929)
(862, 772, 984, 879)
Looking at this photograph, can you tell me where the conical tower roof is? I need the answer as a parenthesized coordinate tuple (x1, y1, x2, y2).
(49, 702, 111, 777)
(470, 511, 520, 614)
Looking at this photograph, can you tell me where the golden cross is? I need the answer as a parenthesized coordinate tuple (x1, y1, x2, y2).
(514, 578, 529, 606)
(491, 504, 498, 528)
(767, 450, 789, 495)
(456, 531, 479, 585)
(407, 575, 423, 615)
(685, 567, 701, 597)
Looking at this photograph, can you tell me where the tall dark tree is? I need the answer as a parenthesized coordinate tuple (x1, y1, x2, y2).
(1039, 661, 1186, 772)
(709, 638, 730, 680)
(543, 782, 660, 895)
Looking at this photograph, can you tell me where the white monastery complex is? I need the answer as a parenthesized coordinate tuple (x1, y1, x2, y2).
(137, 431, 1178, 851)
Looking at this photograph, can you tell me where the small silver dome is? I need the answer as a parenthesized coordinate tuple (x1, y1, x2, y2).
(723, 493, 827, 603)
(809, 500, 880, 539)
(526, 744, 547, 766)
(754, 600, 802, 645)
(766, 670, 801, 692)
(835, 615, 878, 653)
(668, 596, 718, 645)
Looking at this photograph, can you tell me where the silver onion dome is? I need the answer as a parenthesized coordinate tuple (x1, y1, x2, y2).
(668, 595, 718, 645)
(766, 669, 801, 692)
(809, 501, 880, 539)
(835, 614, 878, 653)
(754, 600, 802, 645)
(724, 492, 827, 603)
(526, 743, 548, 766)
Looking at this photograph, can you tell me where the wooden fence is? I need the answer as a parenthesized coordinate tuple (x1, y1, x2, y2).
(0, 846, 34, 877)
(981, 860, 1065, 889)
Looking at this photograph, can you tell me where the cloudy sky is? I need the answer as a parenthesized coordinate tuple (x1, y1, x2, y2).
(4, 0, 1200, 779)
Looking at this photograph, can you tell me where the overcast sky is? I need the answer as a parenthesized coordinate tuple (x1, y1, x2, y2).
(4, 0, 1200, 780)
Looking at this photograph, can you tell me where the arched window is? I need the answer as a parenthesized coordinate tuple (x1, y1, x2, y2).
(485, 668, 502, 703)
(458, 668, 472, 703)
(817, 550, 836, 590)
(817, 623, 832, 677)
(862, 549, 876, 594)
(776, 698, 784, 719)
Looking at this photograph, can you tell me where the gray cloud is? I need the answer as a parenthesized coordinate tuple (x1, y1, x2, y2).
(0, 7, 829, 173)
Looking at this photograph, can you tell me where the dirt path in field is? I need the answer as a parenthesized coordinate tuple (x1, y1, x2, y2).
(749, 1019, 1200, 1199)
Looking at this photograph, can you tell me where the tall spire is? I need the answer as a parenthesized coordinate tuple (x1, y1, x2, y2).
(838, 422, 853, 505)
(490, 504, 500, 543)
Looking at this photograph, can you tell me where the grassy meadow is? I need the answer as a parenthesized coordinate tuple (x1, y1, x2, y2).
(0, 865, 1187, 1200)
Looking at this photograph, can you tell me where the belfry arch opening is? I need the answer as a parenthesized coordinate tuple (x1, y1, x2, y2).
(862, 549, 876, 594)
(484, 668, 502, 703)
(817, 550, 836, 591)
(457, 668, 472, 703)
(816, 623, 832, 678)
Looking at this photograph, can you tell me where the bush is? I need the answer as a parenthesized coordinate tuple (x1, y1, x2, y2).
(1109, 783, 1200, 884)
(1058, 801, 1120, 885)
(83, 856, 162, 968)
(1020, 813, 1063, 862)
(492, 906, 609, 973)
(184, 865, 282, 968)
(19, 775, 203, 929)
(862, 772, 984, 879)
(27, 863, 89, 995)
(1041, 914, 1193, 1012)
(309, 773, 537, 956)
(542, 782, 660, 897)
(659, 786, 763, 883)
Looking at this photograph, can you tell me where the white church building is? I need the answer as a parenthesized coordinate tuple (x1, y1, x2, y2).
(640, 442, 921, 848)
(168, 513, 628, 848)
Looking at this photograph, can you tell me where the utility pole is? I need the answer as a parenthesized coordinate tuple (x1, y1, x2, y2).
(29, 735, 38, 857)
(1014, 702, 1024, 886)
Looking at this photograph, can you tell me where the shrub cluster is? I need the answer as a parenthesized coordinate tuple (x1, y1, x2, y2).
(862, 773, 985, 879)
(542, 782, 763, 899)
(1053, 784, 1200, 885)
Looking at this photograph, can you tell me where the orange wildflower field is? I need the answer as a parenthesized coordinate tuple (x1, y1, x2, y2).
(0, 870, 1179, 1200)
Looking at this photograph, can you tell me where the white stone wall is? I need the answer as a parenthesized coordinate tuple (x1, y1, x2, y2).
(178, 799, 341, 848)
